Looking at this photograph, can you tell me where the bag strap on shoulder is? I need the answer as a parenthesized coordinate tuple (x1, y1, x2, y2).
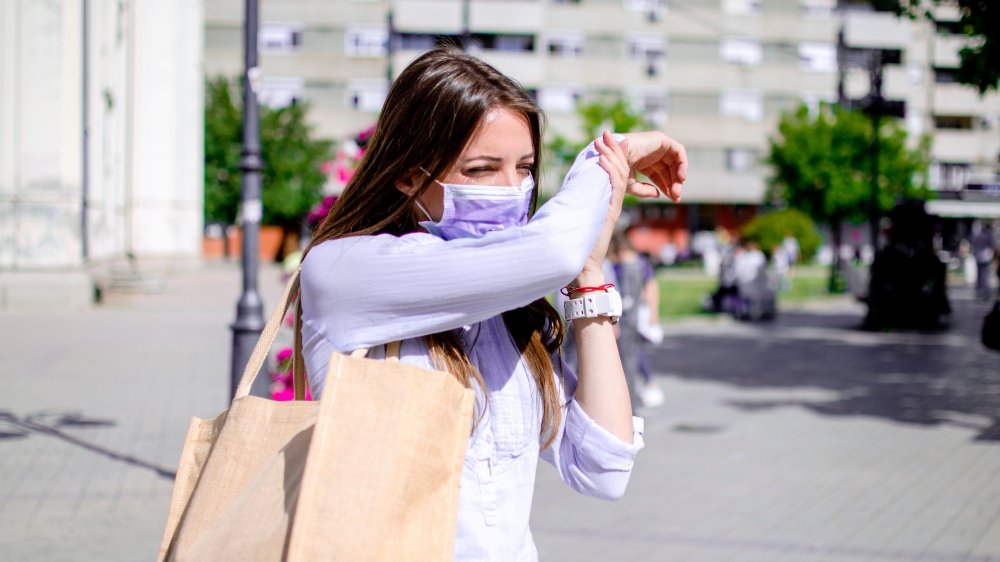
(234, 267, 303, 399)
(236, 267, 406, 401)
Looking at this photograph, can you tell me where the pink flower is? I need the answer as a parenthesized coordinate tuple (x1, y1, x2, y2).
(276, 347, 293, 363)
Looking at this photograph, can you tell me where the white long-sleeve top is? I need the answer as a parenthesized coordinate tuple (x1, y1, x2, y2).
(300, 140, 645, 561)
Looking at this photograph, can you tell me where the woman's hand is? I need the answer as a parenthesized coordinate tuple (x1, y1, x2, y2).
(622, 131, 688, 203)
(576, 130, 687, 285)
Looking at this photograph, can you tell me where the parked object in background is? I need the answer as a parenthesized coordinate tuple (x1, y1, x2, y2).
(982, 300, 1000, 352)
(865, 201, 950, 331)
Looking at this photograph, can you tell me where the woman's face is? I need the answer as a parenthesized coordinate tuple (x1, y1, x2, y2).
(414, 106, 534, 222)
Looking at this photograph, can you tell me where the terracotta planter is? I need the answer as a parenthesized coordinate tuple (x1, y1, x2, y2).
(204, 226, 285, 261)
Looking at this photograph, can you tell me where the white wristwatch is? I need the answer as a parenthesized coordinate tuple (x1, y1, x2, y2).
(563, 285, 623, 325)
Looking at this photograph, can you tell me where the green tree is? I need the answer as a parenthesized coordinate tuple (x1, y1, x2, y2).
(741, 209, 822, 262)
(204, 77, 242, 225)
(203, 75, 334, 232)
(873, 0, 999, 94)
(545, 98, 651, 203)
(767, 104, 930, 287)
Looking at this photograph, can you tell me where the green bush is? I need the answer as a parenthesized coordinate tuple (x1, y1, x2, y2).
(740, 208, 821, 261)
(204, 76, 333, 228)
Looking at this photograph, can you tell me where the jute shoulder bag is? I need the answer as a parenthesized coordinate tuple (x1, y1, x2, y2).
(158, 267, 475, 561)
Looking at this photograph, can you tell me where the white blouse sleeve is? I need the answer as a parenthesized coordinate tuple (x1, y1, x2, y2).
(300, 138, 614, 352)
(539, 351, 645, 501)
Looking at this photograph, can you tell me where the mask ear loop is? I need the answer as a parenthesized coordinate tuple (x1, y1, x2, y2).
(413, 167, 436, 222)
(413, 199, 434, 222)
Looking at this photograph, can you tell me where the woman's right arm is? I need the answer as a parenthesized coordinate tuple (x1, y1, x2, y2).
(301, 138, 614, 352)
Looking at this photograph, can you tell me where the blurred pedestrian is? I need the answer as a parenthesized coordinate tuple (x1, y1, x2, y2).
(609, 230, 665, 410)
(297, 47, 688, 559)
(972, 221, 996, 300)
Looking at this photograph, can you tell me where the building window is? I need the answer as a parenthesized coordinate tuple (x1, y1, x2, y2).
(348, 80, 389, 112)
(494, 34, 534, 53)
(930, 162, 971, 191)
(726, 148, 755, 172)
(626, 34, 666, 59)
(258, 77, 305, 109)
(721, 89, 763, 122)
(723, 0, 762, 16)
(260, 23, 303, 52)
(800, 0, 834, 18)
(720, 38, 762, 66)
(933, 115, 974, 130)
(624, 0, 667, 21)
(935, 19, 963, 35)
(398, 33, 437, 51)
(545, 31, 584, 57)
(933, 66, 960, 84)
(537, 87, 580, 113)
(798, 42, 836, 72)
(346, 26, 388, 57)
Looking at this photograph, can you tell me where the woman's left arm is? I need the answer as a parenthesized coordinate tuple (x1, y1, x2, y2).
(571, 131, 686, 442)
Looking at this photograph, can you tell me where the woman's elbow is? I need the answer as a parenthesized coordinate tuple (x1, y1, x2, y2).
(563, 466, 634, 501)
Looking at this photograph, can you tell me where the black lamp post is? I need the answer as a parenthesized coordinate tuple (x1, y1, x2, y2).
(230, 0, 265, 398)
(866, 51, 884, 254)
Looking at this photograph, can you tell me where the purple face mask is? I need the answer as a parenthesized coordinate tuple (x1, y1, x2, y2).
(416, 174, 534, 240)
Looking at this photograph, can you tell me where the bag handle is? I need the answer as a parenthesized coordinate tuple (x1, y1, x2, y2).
(234, 268, 303, 399)
(235, 266, 404, 400)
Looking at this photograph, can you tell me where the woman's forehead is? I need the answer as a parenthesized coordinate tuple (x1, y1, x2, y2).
(462, 107, 533, 157)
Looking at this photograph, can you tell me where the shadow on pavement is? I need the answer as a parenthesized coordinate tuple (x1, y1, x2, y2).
(649, 290, 1000, 442)
(0, 410, 177, 479)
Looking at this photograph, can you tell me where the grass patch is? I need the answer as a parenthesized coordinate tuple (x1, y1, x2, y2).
(657, 270, 832, 319)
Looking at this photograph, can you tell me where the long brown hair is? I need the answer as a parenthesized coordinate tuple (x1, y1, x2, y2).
(303, 47, 565, 449)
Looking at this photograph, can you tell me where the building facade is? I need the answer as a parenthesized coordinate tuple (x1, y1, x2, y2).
(202, 0, 997, 256)
(0, 0, 204, 309)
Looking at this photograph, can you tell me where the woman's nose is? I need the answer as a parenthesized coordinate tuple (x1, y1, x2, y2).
(499, 169, 522, 187)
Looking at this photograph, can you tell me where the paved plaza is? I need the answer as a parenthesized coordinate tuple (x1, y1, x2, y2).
(1, 262, 998, 561)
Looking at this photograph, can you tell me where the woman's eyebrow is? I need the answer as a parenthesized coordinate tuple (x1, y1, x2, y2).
(461, 153, 535, 163)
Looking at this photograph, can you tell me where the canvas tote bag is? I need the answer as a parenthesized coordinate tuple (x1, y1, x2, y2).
(158, 267, 475, 561)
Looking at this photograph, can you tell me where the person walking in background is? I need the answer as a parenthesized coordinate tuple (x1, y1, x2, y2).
(297, 47, 688, 560)
(608, 230, 665, 410)
(607, 230, 647, 411)
(773, 239, 791, 293)
(972, 222, 996, 300)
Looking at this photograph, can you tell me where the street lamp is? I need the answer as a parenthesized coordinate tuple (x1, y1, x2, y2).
(230, 0, 266, 399)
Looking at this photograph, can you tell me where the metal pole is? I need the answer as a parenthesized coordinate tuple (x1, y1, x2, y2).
(81, 0, 90, 261)
(386, 9, 394, 83)
(869, 51, 883, 253)
(461, 0, 470, 50)
(230, 0, 265, 399)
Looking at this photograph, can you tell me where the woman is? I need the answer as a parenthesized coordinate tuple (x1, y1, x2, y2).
(299, 47, 686, 559)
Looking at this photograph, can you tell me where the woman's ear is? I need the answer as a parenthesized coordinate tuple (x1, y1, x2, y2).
(395, 169, 423, 197)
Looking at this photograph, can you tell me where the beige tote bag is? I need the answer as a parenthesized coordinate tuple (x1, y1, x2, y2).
(158, 268, 474, 561)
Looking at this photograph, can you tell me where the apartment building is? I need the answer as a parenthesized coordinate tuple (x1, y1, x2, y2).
(204, 0, 997, 255)
(839, 2, 1000, 244)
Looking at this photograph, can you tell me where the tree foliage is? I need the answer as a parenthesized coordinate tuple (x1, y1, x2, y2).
(547, 98, 651, 169)
(204, 75, 334, 227)
(873, 0, 999, 94)
(767, 104, 931, 226)
(740, 209, 822, 261)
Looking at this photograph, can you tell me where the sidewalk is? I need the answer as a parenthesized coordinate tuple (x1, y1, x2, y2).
(533, 287, 1000, 562)
(1, 262, 998, 561)
(0, 261, 287, 561)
